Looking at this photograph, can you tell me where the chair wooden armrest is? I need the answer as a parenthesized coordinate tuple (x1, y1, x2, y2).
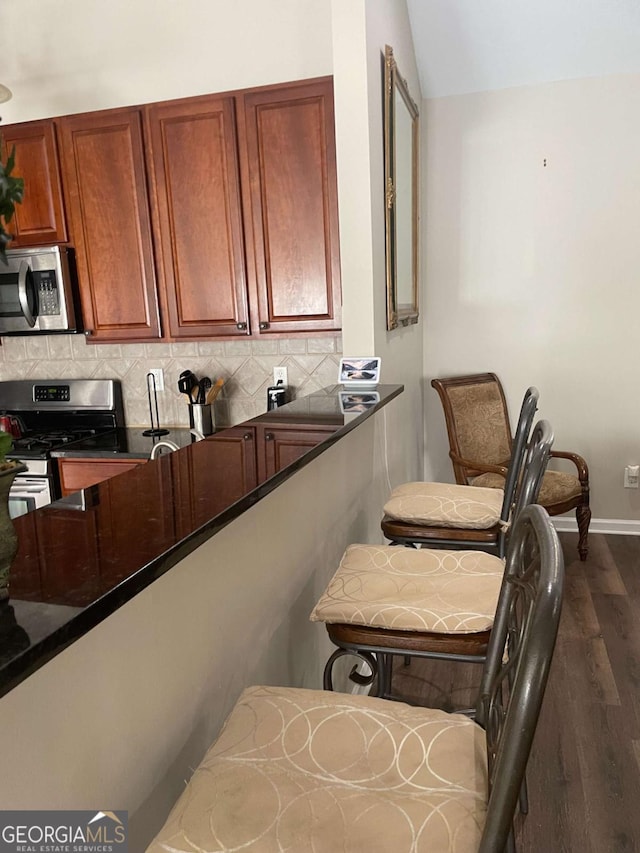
(550, 450, 589, 486)
(449, 451, 509, 479)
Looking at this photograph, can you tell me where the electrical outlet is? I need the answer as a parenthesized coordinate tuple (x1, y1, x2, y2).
(273, 366, 288, 386)
(624, 465, 639, 488)
(148, 368, 164, 392)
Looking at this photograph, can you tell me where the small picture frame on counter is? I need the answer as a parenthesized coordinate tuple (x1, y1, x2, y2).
(338, 357, 381, 388)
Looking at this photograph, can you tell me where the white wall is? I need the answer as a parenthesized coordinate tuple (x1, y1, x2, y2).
(332, 0, 425, 483)
(423, 73, 640, 522)
(0, 405, 400, 849)
(0, 0, 333, 122)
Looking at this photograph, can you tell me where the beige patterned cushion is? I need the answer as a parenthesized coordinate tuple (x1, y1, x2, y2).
(310, 544, 504, 632)
(146, 686, 488, 853)
(472, 469, 581, 506)
(384, 482, 504, 529)
(447, 382, 511, 466)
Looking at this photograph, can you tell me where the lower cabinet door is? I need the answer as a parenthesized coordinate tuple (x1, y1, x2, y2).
(35, 507, 102, 605)
(256, 424, 338, 483)
(58, 458, 147, 496)
(173, 427, 258, 535)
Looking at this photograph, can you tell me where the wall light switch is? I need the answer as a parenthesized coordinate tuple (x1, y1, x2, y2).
(624, 465, 639, 488)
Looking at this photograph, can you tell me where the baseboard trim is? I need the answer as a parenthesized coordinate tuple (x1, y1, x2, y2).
(552, 517, 640, 536)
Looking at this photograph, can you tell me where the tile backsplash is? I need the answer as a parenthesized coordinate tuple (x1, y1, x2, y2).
(0, 334, 343, 429)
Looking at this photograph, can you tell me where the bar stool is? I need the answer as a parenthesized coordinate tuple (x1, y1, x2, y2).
(146, 505, 564, 853)
(311, 420, 553, 700)
(381, 386, 539, 557)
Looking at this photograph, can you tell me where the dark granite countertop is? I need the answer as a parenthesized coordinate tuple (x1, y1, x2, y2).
(50, 427, 200, 459)
(0, 384, 403, 697)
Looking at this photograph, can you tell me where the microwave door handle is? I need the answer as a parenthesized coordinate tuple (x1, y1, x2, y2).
(17, 261, 36, 328)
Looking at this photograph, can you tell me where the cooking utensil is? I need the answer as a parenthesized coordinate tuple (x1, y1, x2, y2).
(178, 370, 199, 402)
(198, 377, 212, 405)
(178, 372, 192, 400)
(206, 377, 225, 405)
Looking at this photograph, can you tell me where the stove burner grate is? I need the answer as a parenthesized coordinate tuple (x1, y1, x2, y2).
(12, 428, 102, 453)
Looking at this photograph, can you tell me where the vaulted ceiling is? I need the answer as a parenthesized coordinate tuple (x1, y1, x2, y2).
(407, 0, 640, 98)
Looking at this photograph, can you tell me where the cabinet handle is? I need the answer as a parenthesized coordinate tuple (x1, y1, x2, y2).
(265, 432, 274, 441)
(236, 322, 247, 331)
(84, 330, 92, 337)
(259, 321, 269, 330)
(243, 432, 252, 441)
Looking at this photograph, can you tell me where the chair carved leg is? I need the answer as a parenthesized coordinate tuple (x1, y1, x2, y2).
(576, 504, 591, 562)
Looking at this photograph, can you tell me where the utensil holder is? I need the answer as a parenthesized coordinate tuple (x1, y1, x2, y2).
(189, 403, 214, 436)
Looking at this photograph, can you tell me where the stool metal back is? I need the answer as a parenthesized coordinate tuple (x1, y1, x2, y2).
(476, 503, 564, 851)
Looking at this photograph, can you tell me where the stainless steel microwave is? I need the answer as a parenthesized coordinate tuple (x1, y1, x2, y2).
(0, 245, 79, 335)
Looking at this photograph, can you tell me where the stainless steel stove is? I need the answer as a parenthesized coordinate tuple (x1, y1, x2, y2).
(0, 379, 124, 517)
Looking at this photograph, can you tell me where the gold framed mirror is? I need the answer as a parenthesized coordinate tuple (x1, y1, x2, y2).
(384, 45, 419, 330)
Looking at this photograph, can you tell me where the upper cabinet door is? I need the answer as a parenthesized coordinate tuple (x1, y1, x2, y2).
(57, 108, 162, 341)
(0, 120, 67, 246)
(145, 96, 250, 338)
(239, 78, 342, 334)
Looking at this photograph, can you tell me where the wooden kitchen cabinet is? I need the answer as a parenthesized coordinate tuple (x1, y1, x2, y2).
(8, 511, 42, 600)
(173, 427, 258, 534)
(3, 76, 341, 341)
(145, 95, 250, 338)
(99, 458, 176, 586)
(0, 119, 68, 246)
(239, 78, 342, 334)
(58, 457, 147, 496)
(146, 76, 341, 339)
(36, 506, 102, 605)
(255, 422, 339, 482)
(57, 108, 162, 341)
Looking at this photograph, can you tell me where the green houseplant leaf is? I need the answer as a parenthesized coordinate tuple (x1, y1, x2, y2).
(0, 138, 24, 265)
(0, 430, 13, 463)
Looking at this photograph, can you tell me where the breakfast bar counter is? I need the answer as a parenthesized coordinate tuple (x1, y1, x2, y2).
(0, 384, 403, 698)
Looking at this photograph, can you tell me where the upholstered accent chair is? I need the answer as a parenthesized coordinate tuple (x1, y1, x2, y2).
(381, 386, 539, 557)
(431, 373, 591, 560)
(313, 421, 552, 699)
(147, 505, 564, 853)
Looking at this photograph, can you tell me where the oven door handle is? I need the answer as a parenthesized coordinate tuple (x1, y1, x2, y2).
(11, 477, 50, 492)
(17, 261, 37, 328)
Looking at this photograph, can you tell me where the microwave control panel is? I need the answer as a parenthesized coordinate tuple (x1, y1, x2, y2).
(33, 270, 60, 316)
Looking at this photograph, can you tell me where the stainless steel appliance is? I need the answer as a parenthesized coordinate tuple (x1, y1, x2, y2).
(0, 379, 124, 518)
(0, 246, 79, 335)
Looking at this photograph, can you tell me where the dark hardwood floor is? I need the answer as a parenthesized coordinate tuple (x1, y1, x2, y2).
(392, 532, 640, 853)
